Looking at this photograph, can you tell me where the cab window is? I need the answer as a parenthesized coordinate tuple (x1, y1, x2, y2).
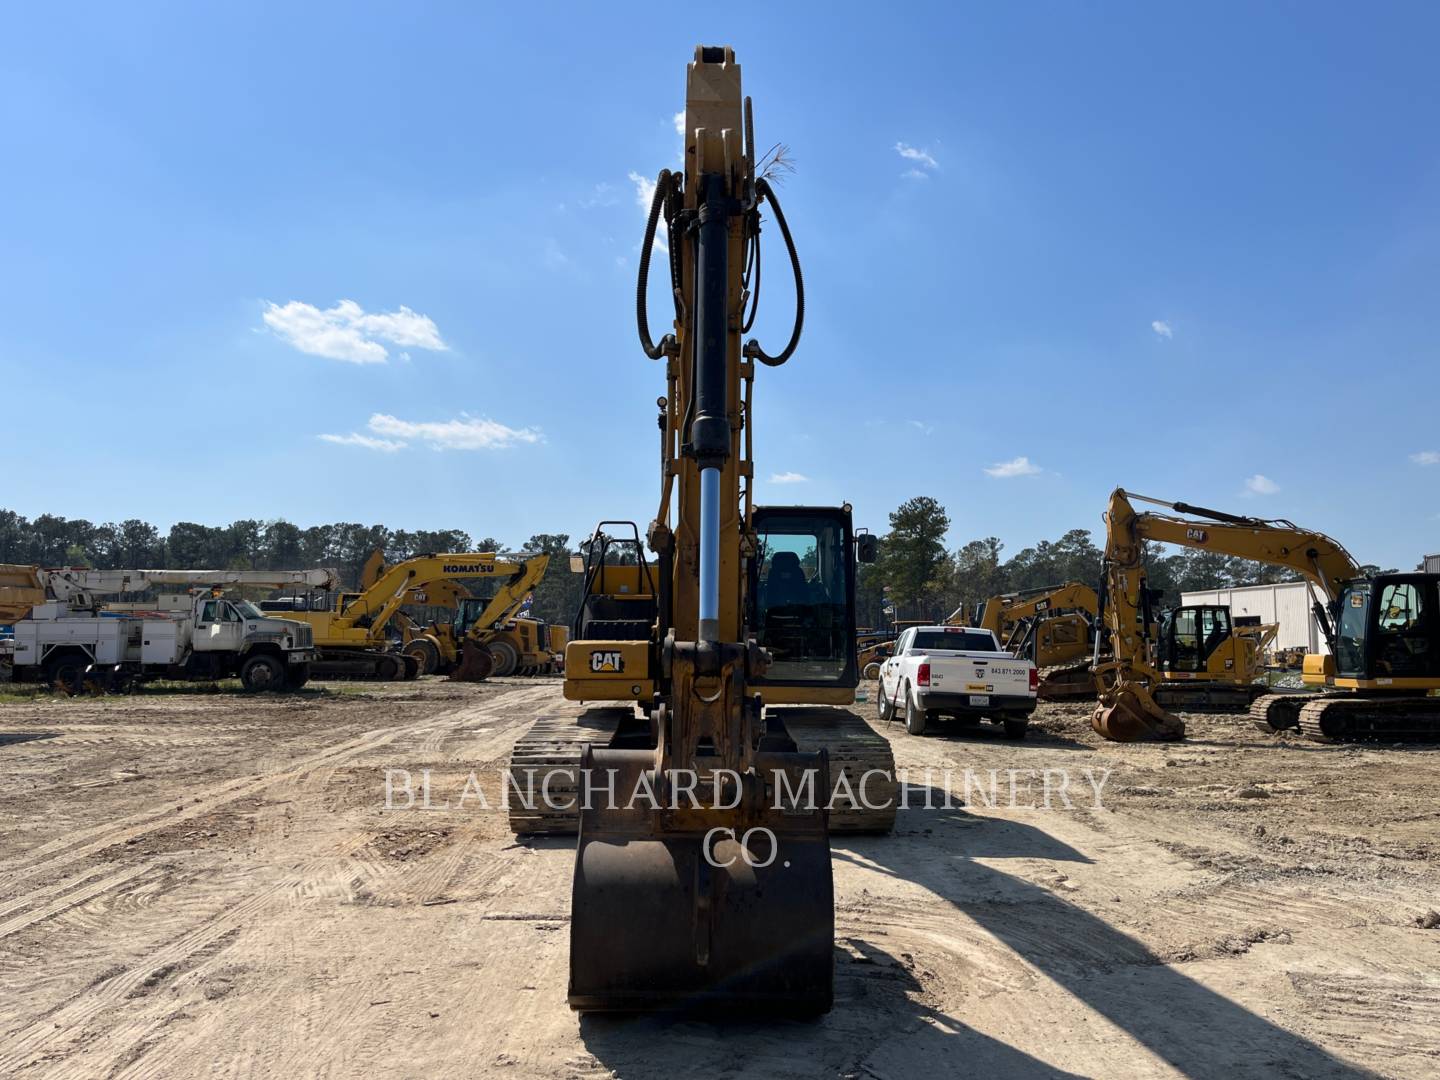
(201, 600, 219, 622)
(1373, 582, 1432, 677)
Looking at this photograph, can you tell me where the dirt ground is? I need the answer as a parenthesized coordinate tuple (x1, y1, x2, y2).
(2, 678, 1438, 1079)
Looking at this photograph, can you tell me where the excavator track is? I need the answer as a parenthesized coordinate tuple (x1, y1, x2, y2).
(1037, 661, 1095, 700)
(1152, 681, 1267, 714)
(1296, 695, 1440, 742)
(507, 706, 898, 836)
(1248, 692, 1309, 733)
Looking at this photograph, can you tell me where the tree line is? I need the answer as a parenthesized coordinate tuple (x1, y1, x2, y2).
(2, 500, 1398, 636)
(859, 495, 1394, 628)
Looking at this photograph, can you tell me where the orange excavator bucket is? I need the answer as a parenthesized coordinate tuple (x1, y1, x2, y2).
(1092, 685, 1186, 741)
(449, 640, 495, 681)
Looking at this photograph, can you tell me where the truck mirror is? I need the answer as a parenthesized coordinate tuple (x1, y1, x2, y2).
(569, 555, 586, 574)
(856, 532, 878, 564)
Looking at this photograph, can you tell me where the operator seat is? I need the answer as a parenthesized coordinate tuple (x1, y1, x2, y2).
(764, 552, 812, 611)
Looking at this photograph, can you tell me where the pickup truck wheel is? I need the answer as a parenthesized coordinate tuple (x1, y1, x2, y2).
(240, 653, 286, 692)
(1002, 718, 1029, 741)
(904, 690, 928, 736)
(877, 683, 896, 722)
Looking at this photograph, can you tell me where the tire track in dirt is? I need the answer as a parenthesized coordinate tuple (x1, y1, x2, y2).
(0, 686, 551, 901)
(0, 683, 561, 1077)
(0, 863, 151, 942)
(0, 834, 374, 1075)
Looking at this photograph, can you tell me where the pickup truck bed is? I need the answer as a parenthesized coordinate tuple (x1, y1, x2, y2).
(877, 625, 1039, 739)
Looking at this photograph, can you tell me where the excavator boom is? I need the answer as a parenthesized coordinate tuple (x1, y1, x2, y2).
(553, 47, 886, 1014)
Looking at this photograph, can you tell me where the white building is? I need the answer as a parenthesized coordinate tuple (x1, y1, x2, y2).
(1181, 580, 1330, 656)
(1426, 553, 1440, 574)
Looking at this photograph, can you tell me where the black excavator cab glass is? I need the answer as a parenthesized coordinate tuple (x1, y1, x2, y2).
(1156, 604, 1232, 673)
(747, 506, 858, 688)
(1344, 574, 1440, 681)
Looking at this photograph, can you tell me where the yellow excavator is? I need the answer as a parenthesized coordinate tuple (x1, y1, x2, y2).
(965, 583, 1099, 698)
(260, 551, 545, 680)
(1092, 488, 1440, 742)
(365, 550, 555, 679)
(0, 564, 46, 624)
(508, 47, 895, 1013)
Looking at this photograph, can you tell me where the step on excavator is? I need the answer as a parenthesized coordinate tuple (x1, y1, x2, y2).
(507, 47, 896, 1013)
(1092, 488, 1440, 742)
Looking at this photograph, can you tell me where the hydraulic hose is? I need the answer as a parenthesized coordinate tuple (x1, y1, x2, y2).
(637, 169, 674, 360)
(745, 177, 804, 367)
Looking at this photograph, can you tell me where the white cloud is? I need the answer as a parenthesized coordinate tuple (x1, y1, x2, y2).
(901, 168, 930, 181)
(367, 413, 541, 451)
(907, 419, 935, 435)
(1244, 474, 1280, 495)
(985, 456, 1042, 478)
(578, 182, 618, 209)
(1410, 451, 1440, 466)
(770, 471, 810, 484)
(1151, 320, 1173, 339)
(263, 299, 448, 364)
(317, 432, 406, 452)
(542, 238, 572, 271)
(673, 111, 685, 136)
(895, 142, 938, 170)
(627, 170, 667, 253)
(317, 414, 541, 453)
(628, 170, 656, 212)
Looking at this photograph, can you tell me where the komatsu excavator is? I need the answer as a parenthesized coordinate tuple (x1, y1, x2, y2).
(373, 550, 555, 680)
(260, 552, 542, 680)
(508, 47, 895, 1013)
(1092, 488, 1440, 742)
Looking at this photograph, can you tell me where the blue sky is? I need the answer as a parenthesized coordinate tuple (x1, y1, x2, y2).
(3, 3, 1437, 568)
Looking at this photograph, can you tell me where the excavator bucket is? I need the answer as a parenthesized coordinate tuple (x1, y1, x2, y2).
(1092, 687, 1185, 741)
(449, 641, 495, 681)
(568, 746, 835, 1014)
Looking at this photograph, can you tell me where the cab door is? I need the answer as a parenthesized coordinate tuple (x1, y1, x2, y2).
(1366, 576, 1440, 680)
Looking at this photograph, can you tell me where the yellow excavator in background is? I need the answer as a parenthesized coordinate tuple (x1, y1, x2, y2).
(375, 550, 556, 679)
(260, 551, 545, 680)
(0, 564, 46, 624)
(962, 580, 1275, 702)
(965, 582, 1099, 698)
(507, 47, 895, 1013)
(1092, 488, 1440, 742)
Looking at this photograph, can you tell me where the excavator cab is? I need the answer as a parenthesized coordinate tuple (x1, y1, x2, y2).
(1333, 574, 1440, 685)
(747, 506, 862, 698)
(1156, 605, 1237, 675)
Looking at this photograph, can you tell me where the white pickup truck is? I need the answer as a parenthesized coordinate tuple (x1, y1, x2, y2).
(877, 625, 1038, 739)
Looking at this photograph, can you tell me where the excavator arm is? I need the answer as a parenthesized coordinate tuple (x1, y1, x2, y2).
(1093, 488, 1362, 741)
(975, 582, 1099, 649)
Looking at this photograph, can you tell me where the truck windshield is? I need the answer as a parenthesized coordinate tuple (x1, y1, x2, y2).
(233, 601, 269, 620)
(911, 630, 997, 652)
